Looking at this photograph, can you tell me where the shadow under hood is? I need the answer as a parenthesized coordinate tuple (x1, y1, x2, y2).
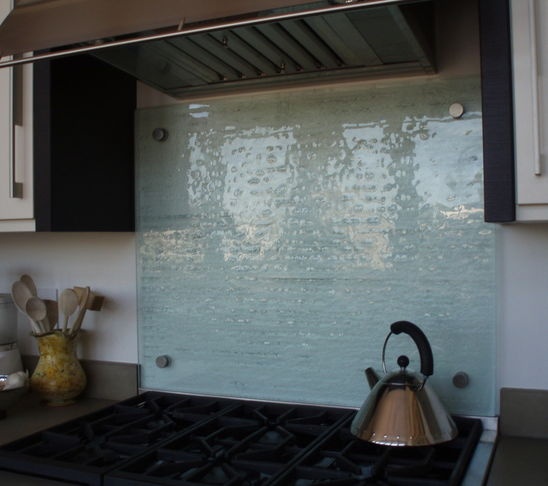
(0, 0, 436, 97)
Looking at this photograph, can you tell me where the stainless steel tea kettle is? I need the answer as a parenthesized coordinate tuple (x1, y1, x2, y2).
(351, 320, 457, 447)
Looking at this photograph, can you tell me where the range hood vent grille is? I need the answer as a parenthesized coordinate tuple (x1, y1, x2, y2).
(0, 0, 436, 98)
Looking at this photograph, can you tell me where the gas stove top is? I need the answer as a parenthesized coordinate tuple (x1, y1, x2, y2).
(0, 392, 483, 485)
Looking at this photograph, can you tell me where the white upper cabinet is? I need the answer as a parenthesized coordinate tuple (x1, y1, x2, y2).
(0, 0, 34, 231)
(511, 0, 548, 221)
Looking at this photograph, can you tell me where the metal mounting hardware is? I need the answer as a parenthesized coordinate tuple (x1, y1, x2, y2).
(452, 371, 470, 389)
(155, 355, 171, 368)
(152, 128, 169, 142)
(449, 102, 464, 119)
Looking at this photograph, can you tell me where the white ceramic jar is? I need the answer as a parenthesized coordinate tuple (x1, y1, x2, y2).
(0, 294, 17, 345)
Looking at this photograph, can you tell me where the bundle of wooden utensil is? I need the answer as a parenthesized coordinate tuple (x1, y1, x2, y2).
(10, 275, 104, 337)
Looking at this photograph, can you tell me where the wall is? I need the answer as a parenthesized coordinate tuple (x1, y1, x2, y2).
(0, 232, 137, 363)
(497, 225, 548, 391)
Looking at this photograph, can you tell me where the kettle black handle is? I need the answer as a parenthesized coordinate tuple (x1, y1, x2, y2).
(390, 321, 434, 377)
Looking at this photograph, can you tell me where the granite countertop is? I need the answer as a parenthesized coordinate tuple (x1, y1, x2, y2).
(0, 357, 137, 448)
(486, 388, 548, 485)
(487, 436, 548, 485)
(0, 391, 115, 447)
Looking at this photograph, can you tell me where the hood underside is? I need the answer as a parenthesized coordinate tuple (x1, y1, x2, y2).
(0, 0, 436, 98)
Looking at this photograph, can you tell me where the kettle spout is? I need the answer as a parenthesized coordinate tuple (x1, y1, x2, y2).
(364, 367, 380, 389)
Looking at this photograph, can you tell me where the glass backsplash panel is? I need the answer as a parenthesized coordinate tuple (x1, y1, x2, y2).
(135, 77, 496, 416)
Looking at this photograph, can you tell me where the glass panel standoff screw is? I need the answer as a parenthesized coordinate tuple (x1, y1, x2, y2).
(452, 371, 469, 388)
(449, 103, 464, 119)
(155, 355, 171, 368)
(152, 128, 169, 142)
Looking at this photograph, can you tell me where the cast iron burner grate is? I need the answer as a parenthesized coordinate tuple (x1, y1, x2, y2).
(274, 416, 483, 486)
(104, 400, 353, 486)
(0, 392, 240, 485)
(0, 393, 482, 486)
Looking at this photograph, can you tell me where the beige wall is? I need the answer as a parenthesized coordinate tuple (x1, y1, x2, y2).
(0, 232, 138, 362)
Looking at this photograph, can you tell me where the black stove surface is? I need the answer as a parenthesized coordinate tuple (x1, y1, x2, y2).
(0, 392, 482, 486)
(0, 393, 240, 485)
(274, 415, 482, 486)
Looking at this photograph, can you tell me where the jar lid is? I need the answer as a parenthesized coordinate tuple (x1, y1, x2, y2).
(0, 294, 14, 305)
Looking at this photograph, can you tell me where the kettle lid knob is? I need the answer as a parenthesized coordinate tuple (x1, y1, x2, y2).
(397, 355, 410, 369)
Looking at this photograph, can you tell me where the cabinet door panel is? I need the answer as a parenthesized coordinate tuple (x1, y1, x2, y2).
(512, 0, 548, 218)
(0, 0, 34, 228)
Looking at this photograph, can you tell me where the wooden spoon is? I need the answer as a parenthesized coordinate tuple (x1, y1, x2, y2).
(11, 281, 42, 335)
(70, 287, 90, 337)
(26, 297, 48, 330)
(73, 286, 104, 311)
(20, 274, 37, 296)
(19, 276, 51, 332)
(59, 288, 79, 333)
(44, 299, 59, 331)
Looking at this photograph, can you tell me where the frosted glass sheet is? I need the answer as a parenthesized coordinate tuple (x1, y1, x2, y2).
(136, 77, 496, 416)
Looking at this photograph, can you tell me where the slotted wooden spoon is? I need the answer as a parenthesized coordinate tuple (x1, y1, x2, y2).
(59, 288, 79, 333)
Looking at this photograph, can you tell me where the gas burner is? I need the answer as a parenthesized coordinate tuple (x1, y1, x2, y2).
(275, 426, 390, 485)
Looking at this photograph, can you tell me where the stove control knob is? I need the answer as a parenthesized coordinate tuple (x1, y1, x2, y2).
(155, 355, 171, 368)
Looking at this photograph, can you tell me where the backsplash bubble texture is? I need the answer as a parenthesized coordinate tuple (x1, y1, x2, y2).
(136, 77, 495, 416)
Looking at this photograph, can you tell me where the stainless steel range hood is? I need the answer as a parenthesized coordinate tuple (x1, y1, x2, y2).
(0, 0, 436, 97)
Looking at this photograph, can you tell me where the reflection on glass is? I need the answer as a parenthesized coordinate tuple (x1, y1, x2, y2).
(136, 77, 495, 415)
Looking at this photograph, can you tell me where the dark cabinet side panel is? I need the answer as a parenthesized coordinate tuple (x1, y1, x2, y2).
(34, 55, 135, 231)
(479, 0, 515, 223)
